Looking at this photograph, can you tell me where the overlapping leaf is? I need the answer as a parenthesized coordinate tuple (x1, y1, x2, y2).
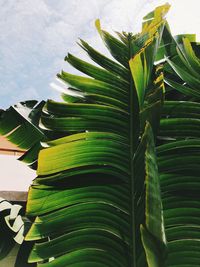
(0, 100, 46, 168)
(0, 198, 34, 267)
(158, 28, 200, 266)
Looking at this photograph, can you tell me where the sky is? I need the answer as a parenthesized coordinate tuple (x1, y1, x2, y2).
(1, 0, 200, 109)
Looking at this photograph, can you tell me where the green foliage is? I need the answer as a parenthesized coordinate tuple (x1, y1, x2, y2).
(1, 3, 200, 267)
(0, 100, 45, 168)
(158, 28, 200, 267)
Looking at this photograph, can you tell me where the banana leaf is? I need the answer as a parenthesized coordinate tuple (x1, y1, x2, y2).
(0, 100, 46, 168)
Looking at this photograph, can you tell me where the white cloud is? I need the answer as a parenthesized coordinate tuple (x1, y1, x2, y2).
(0, 0, 200, 109)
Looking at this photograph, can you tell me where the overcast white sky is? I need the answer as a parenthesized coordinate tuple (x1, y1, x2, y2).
(1, 0, 200, 109)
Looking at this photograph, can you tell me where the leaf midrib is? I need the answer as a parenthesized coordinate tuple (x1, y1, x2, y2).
(128, 35, 137, 267)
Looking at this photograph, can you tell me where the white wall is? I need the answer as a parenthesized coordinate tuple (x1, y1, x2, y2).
(0, 155, 35, 191)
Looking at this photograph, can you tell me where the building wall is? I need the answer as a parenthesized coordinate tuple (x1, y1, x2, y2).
(0, 136, 35, 192)
(0, 154, 35, 192)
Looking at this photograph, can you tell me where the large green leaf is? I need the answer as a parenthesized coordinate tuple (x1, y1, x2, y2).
(140, 123, 166, 267)
(24, 4, 169, 267)
(156, 138, 200, 266)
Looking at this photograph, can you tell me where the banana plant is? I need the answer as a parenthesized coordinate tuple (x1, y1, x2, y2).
(24, 4, 169, 267)
(1, 3, 200, 267)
